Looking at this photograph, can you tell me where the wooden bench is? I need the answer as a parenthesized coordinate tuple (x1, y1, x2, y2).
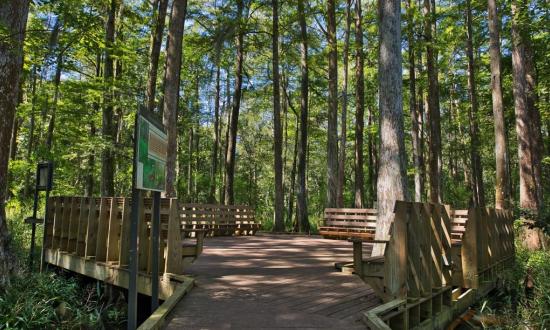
(356, 202, 454, 329)
(180, 203, 260, 237)
(319, 208, 378, 240)
(319, 203, 516, 329)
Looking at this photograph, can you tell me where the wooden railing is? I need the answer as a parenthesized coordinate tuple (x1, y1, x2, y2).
(43, 196, 203, 299)
(450, 208, 515, 289)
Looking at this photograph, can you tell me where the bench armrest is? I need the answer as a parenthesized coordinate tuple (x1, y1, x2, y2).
(349, 238, 389, 244)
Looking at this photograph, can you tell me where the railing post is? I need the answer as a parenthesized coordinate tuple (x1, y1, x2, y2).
(386, 201, 408, 300)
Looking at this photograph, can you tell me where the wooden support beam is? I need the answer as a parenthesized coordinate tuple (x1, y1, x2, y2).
(44, 248, 188, 300)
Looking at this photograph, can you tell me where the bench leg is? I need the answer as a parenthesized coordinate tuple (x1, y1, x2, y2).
(353, 241, 363, 277)
(195, 232, 205, 256)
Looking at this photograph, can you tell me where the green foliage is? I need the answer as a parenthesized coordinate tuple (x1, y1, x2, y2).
(0, 272, 126, 329)
(478, 241, 550, 328)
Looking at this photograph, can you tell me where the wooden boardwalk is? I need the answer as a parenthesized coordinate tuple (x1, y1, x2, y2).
(164, 234, 380, 329)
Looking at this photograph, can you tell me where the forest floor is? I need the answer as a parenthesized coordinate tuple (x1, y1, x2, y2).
(164, 234, 380, 329)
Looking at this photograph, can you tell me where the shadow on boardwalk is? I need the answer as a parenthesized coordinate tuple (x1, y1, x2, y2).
(164, 234, 380, 330)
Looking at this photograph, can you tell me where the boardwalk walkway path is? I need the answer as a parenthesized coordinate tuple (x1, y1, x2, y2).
(164, 234, 380, 329)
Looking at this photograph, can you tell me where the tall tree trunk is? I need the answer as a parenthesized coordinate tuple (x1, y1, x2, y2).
(354, 0, 365, 208)
(488, 0, 510, 209)
(162, 0, 187, 197)
(222, 91, 231, 204)
(407, 0, 422, 202)
(326, 0, 339, 208)
(296, 0, 310, 233)
(511, 0, 544, 250)
(187, 125, 194, 199)
(220, 71, 231, 203)
(24, 66, 38, 197)
(224, 0, 245, 205)
(46, 53, 62, 152)
(146, 0, 168, 113)
(101, 0, 118, 197)
(272, 0, 285, 231)
(375, 0, 409, 256)
(337, 0, 352, 208)
(0, 0, 30, 285)
(9, 118, 20, 161)
(85, 54, 101, 197)
(424, 0, 442, 203)
(524, 39, 544, 208)
(465, 0, 485, 207)
(289, 118, 299, 230)
(367, 106, 375, 206)
(416, 26, 426, 199)
(209, 64, 221, 203)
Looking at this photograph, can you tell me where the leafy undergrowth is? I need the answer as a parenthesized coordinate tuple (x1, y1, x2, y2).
(2, 201, 126, 330)
(476, 245, 550, 329)
(0, 271, 127, 330)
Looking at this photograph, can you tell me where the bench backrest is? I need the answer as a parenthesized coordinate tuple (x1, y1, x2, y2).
(322, 208, 378, 230)
(450, 209, 469, 243)
(179, 203, 258, 236)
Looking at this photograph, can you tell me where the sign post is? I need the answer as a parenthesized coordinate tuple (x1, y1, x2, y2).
(128, 108, 167, 330)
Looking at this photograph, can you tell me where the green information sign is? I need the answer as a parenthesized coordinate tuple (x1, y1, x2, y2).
(136, 113, 167, 192)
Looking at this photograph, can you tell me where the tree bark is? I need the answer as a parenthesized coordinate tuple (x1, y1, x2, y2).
(354, 0, 365, 208)
(101, 0, 118, 197)
(162, 0, 187, 197)
(224, 0, 245, 205)
(296, 0, 310, 233)
(488, 0, 510, 209)
(424, 0, 442, 203)
(272, 0, 285, 231)
(337, 0, 352, 208)
(209, 64, 221, 203)
(146, 0, 168, 113)
(465, 0, 485, 207)
(326, 0, 339, 208)
(407, 0, 422, 202)
(374, 0, 409, 256)
(0, 0, 30, 285)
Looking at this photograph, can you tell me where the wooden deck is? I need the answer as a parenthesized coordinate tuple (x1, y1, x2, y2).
(164, 234, 380, 329)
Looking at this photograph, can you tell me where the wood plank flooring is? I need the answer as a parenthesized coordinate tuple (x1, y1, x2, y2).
(164, 234, 380, 329)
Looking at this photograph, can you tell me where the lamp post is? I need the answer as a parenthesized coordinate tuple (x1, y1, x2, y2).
(26, 161, 53, 272)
